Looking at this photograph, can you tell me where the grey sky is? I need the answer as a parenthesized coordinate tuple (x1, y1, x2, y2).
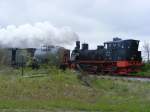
(0, 0, 150, 48)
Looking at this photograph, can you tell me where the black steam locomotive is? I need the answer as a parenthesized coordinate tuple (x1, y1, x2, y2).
(68, 38, 142, 74)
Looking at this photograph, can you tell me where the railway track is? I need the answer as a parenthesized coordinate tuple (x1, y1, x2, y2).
(97, 74, 150, 82)
(76, 64, 150, 82)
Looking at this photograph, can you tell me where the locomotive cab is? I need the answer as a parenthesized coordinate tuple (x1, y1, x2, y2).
(104, 39, 142, 61)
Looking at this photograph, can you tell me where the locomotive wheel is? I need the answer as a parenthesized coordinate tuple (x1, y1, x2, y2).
(71, 64, 76, 69)
(59, 64, 67, 70)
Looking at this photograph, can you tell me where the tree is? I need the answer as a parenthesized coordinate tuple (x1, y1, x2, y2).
(143, 42, 150, 63)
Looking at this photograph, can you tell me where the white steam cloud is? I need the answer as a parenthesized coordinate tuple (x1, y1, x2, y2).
(0, 22, 79, 48)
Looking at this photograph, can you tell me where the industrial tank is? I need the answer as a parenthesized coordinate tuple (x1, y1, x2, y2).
(34, 45, 70, 66)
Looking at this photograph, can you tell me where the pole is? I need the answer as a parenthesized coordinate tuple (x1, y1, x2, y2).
(21, 55, 24, 76)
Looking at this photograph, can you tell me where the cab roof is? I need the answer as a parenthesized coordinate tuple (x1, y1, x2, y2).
(104, 39, 139, 44)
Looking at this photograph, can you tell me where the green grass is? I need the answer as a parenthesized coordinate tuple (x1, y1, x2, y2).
(131, 63, 150, 76)
(0, 66, 150, 111)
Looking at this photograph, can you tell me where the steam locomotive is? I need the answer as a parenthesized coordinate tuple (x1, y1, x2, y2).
(63, 38, 142, 75)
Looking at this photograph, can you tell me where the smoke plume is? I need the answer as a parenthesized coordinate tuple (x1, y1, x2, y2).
(0, 22, 79, 48)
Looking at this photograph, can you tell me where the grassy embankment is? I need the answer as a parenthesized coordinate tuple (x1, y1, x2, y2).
(0, 65, 149, 112)
(131, 63, 150, 76)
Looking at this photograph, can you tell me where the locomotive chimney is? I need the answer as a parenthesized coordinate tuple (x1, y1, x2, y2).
(97, 45, 104, 50)
(76, 41, 80, 50)
(82, 43, 88, 50)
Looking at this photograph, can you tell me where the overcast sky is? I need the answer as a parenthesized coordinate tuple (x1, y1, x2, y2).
(0, 0, 150, 48)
